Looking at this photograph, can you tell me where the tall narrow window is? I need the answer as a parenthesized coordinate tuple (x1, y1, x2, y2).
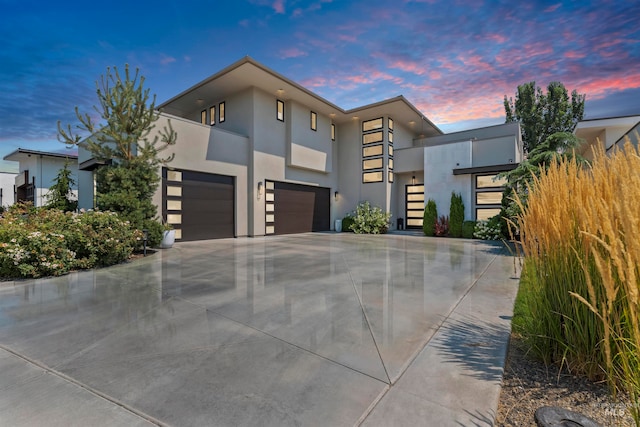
(310, 111, 317, 131)
(331, 123, 336, 141)
(209, 106, 216, 126)
(219, 102, 225, 123)
(362, 117, 385, 183)
(200, 110, 207, 125)
(277, 100, 284, 121)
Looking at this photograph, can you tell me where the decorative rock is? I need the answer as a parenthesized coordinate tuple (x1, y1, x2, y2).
(535, 406, 603, 427)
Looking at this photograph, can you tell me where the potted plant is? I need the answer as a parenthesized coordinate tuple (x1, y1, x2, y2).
(160, 222, 175, 249)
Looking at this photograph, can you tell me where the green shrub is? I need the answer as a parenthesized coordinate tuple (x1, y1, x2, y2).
(462, 220, 476, 239)
(350, 201, 391, 234)
(449, 192, 464, 237)
(473, 215, 503, 240)
(0, 203, 142, 278)
(341, 215, 355, 232)
(422, 199, 437, 236)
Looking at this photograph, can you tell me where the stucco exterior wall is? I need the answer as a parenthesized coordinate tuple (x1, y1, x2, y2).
(335, 120, 362, 219)
(159, 114, 250, 237)
(0, 172, 16, 207)
(424, 141, 473, 221)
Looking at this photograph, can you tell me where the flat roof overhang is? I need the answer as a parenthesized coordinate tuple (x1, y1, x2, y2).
(158, 57, 442, 137)
(452, 163, 517, 175)
(79, 158, 112, 171)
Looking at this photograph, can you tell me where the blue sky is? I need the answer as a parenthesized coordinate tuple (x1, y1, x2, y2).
(1, 0, 639, 172)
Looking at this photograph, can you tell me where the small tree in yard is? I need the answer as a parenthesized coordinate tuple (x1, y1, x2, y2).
(423, 199, 437, 236)
(501, 81, 587, 237)
(58, 65, 177, 246)
(449, 192, 464, 238)
(46, 160, 78, 212)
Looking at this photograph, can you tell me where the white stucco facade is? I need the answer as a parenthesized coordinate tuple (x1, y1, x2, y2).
(75, 57, 523, 240)
(2, 149, 78, 208)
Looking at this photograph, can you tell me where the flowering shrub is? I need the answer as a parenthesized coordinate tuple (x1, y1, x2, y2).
(349, 201, 392, 234)
(434, 215, 449, 237)
(0, 203, 143, 278)
(473, 215, 503, 240)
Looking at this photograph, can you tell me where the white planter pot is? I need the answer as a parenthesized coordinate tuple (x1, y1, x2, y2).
(160, 229, 176, 249)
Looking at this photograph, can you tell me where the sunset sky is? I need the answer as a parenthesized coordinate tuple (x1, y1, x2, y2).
(1, 0, 639, 171)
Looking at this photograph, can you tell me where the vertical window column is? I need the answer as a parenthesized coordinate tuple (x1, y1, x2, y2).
(388, 118, 394, 183)
(164, 169, 183, 240)
(362, 117, 384, 183)
(265, 181, 275, 235)
(474, 174, 507, 220)
(405, 184, 425, 228)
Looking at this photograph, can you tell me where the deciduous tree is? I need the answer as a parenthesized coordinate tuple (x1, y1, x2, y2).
(504, 81, 585, 154)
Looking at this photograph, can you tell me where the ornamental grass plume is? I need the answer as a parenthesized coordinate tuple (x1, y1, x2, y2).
(515, 137, 640, 425)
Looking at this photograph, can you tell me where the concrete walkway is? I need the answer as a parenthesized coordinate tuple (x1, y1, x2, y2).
(0, 233, 520, 426)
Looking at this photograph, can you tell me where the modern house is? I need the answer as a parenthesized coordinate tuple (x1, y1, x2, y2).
(0, 171, 17, 208)
(2, 149, 78, 207)
(77, 56, 523, 241)
(575, 115, 640, 160)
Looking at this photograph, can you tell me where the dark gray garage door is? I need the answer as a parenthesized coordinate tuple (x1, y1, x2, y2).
(266, 181, 330, 235)
(163, 168, 234, 241)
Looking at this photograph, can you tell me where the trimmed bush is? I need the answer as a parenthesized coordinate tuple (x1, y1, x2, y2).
(422, 199, 437, 236)
(449, 192, 464, 238)
(462, 220, 476, 239)
(350, 201, 391, 234)
(341, 215, 355, 232)
(0, 203, 143, 278)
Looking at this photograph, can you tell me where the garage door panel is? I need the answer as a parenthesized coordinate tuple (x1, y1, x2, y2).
(164, 168, 235, 241)
(271, 182, 330, 235)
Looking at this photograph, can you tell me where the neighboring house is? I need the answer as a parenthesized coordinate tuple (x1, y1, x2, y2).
(0, 171, 17, 208)
(2, 149, 78, 208)
(77, 56, 523, 241)
(575, 115, 640, 161)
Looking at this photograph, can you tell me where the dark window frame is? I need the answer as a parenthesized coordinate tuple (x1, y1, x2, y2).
(310, 111, 317, 131)
(362, 117, 384, 132)
(363, 144, 384, 158)
(219, 102, 226, 123)
(473, 173, 506, 221)
(277, 100, 284, 122)
(200, 110, 207, 125)
(209, 106, 216, 126)
(331, 123, 335, 141)
(362, 171, 384, 183)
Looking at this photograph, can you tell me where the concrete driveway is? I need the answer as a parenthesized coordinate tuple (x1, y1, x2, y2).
(0, 233, 519, 426)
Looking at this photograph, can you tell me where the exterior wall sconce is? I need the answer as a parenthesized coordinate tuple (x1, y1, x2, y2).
(411, 175, 416, 185)
(257, 181, 264, 200)
(334, 191, 339, 200)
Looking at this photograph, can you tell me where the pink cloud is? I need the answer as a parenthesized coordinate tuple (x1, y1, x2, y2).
(485, 33, 508, 44)
(564, 51, 586, 59)
(272, 0, 285, 14)
(578, 73, 640, 99)
(160, 55, 176, 65)
(458, 54, 494, 73)
(279, 47, 308, 59)
(388, 59, 426, 76)
(544, 3, 561, 13)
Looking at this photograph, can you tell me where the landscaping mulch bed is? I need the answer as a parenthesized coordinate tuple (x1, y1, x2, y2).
(497, 335, 636, 426)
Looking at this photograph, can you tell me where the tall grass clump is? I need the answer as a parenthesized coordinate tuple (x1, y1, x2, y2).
(516, 140, 640, 424)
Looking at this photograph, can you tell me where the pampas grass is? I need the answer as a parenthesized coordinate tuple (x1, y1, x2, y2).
(515, 137, 640, 424)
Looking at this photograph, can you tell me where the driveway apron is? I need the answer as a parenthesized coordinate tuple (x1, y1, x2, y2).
(0, 233, 519, 426)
